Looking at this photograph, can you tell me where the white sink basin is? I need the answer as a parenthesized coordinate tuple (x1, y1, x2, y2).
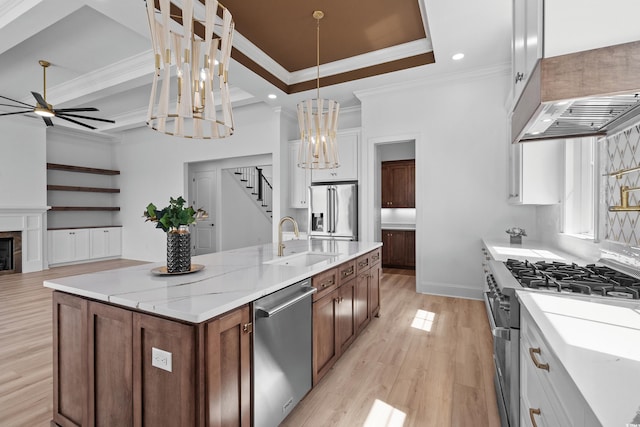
(264, 251, 341, 267)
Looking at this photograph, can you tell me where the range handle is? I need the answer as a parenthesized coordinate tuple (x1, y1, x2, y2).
(255, 287, 317, 317)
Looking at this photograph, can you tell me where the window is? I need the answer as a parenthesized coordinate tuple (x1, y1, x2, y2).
(562, 137, 596, 238)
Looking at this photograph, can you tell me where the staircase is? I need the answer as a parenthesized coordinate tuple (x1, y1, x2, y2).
(231, 167, 273, 220)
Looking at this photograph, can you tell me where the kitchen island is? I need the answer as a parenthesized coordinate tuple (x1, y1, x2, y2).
(45, 239, 382, 427)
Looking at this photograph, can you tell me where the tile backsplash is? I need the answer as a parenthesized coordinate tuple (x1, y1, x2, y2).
(605, 124, 640, 246)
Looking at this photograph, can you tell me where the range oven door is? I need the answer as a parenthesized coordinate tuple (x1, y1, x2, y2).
(484, 276, 518, 427)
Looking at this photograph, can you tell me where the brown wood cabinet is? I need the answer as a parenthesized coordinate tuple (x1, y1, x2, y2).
(311, 250, 381, 386)
(381, 159, 415, 208)
(382, 229, 416, 269)
(52, 292, 251, 427)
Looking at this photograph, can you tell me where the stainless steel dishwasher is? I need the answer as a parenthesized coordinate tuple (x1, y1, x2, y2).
(253, 279, 316, 427)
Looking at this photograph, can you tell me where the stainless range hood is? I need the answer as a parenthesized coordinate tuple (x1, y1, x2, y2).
(511, 40, 640, 143)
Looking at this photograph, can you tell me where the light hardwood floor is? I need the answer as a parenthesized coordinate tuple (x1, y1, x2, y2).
(0, 262, 499, 427)
(282, 268, 500, 427)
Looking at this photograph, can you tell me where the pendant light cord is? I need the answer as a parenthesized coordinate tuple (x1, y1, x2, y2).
(314, 11, 324, 100)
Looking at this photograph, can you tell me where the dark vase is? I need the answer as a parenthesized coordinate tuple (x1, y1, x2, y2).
(166, 226, 191, 273)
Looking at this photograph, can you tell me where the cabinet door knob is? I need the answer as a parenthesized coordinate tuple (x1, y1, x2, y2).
(515, 72, 524, 83)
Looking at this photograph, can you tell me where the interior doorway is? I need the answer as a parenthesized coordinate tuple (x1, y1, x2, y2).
(190, 170, 217, 255)
(376, 141, 416, 272)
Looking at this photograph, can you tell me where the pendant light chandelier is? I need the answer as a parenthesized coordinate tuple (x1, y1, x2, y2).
(145, 0, 234, 139)
(297, 11, 340, 169)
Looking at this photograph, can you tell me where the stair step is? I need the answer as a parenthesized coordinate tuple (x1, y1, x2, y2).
(266, 210, 272, 213)
(234, 172, 242, 175)
(240, 179, 248, 182)
(246, 186, 253, 189)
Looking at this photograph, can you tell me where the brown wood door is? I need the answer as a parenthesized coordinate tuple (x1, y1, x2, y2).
(53, 291, 88, 427)
(337, 280, 356, 354)
(354, 272, 371, 334)
(369, 264, 381, 318)
(312, 289, 339, 385)
(382, 230, 407, 267)
(132, 312, 196, 427)
(204, 305, 251, 427)
(88, 301, 133, 427)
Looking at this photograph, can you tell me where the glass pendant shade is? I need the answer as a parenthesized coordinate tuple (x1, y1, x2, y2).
(145, 0, 234, 139)
(297, 11, 340, 169)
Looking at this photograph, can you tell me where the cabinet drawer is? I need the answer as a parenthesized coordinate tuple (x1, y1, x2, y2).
(356, 253, 372, 274)
(521, 307, 584, 426)
(312, 268, 338, 301)
(369, 248, 381, 266)
(337, 260, 356, 286)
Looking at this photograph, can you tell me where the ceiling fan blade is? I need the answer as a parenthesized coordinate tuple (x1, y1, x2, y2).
(42, 116, 54, 127)
(54, 107, 99, 112)
(0, 95, 35, 108)
(57, 113, 115, 124)
(31, 91, 48, 107)
(0, 110, 33, 116)
(0, 103, 33, 109)
(56, 115, 97, 130)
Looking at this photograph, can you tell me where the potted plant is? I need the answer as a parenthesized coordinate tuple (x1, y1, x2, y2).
(143, 196, 208, 273)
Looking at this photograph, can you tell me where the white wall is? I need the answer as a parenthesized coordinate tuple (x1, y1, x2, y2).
(0, 117, 47, 208)
(117, 103, 281, 262)
(357, 69, 537, 299)
(220, 171, 272, 250)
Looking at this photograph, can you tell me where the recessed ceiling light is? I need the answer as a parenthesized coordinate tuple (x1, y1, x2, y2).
(268, 94, 277, 99)
(452, 53, 464, 61)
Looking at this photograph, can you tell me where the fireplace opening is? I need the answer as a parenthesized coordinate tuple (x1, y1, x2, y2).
(0, 231, 22, 275)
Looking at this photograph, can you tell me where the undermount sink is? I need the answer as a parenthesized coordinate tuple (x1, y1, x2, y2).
(264, 251, 341, 267)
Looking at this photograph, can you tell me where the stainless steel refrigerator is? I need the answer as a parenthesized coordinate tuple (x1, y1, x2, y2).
(308, 182, 357, 240)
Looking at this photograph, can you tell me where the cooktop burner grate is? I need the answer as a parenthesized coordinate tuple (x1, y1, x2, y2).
(504, 259, 640, 299)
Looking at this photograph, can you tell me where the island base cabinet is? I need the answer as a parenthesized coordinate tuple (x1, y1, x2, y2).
(312, 289, 339, 386)
(132, 312, 196, 426)
(201, 305, 251, 427)
(52, 291, 251, 427)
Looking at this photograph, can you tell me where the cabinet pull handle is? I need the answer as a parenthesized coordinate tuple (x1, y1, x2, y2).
(341, 266, 354, 277)
(319, 279, 334, 289)
(358, 260, 369, 267)
(243, 322, 253, 334)
(371, 254, 379, 261)
(529, 347, 549, 371)
(529, 408, 541, 427)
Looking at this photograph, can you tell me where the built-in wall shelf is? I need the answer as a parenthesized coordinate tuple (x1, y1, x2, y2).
(48, 225, 122, 231)
(46, 163, 120, 175)
(47, 185, 120, 193)
(49, 206, 121, 212)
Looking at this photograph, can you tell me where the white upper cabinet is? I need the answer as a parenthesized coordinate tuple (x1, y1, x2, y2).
(512, 0, 543, 106)
(311, 129, 359, 183)
(289, 141, 311, 209)
(509, 139, 562, 205)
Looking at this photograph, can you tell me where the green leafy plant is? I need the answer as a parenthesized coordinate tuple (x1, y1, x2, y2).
(143, 196, 208, 232)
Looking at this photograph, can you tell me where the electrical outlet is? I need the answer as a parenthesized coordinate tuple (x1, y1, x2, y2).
(151, 347, 172, 372)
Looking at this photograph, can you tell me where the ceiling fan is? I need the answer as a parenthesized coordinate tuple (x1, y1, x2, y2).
(0, 60, 115, 130)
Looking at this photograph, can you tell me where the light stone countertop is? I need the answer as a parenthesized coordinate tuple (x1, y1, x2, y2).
(517, 291, 640, 427)
(381, 223, 416, 231)
(44, 240, 382, 323)
(482, 238, 595, 264)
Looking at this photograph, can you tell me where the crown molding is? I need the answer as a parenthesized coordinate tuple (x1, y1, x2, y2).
(354, 62, 510, 100)
(47, 124, 120, 144)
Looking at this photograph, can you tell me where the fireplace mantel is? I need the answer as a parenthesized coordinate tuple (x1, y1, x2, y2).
(0, 206, 49, 272)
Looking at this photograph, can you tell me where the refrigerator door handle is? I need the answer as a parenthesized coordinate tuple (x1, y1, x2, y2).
(331, 187, 337, 233)
(329, 187, 335, 233)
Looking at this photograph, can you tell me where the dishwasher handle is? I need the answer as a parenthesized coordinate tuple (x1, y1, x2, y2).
(255, 286, 317, 317)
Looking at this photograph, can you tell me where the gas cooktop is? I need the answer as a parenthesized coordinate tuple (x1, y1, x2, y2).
(504, 259, 640, 299)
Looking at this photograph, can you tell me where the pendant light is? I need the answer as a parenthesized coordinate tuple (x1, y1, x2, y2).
(297, 11, 340, 169)
(145, 0, 235, 139)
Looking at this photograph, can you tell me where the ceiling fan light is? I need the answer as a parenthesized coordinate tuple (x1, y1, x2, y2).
(34, 107, 54, 117)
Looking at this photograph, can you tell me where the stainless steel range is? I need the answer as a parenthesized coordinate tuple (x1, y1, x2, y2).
(484, 256, 640, 427)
